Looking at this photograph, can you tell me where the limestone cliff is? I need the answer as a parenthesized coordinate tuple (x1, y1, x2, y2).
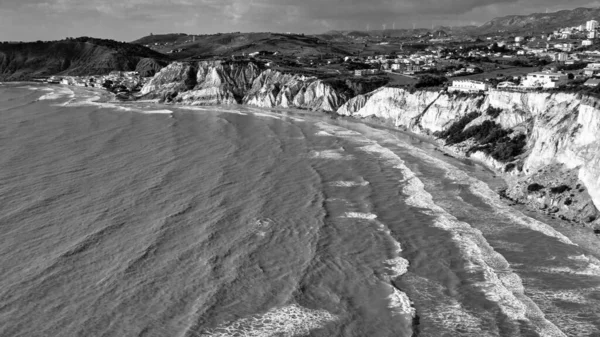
(140, 61, 385, 111)
(243, 70, 348, 111)
(337, 88, 600, 225)
(140, 60, 261, 105)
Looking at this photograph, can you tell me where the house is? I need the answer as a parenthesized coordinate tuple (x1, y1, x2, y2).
(497, 81, 518, 88)
(584, 79, 600, 87)
(583, 63, 600, 77)
(521, 71, 569, 88)
(448, 80, 489, 93)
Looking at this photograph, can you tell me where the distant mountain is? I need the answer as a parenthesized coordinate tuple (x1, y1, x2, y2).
(479, 7, 600, 33)
(322, 7, 600, 37)
(0, 37, 170, 81)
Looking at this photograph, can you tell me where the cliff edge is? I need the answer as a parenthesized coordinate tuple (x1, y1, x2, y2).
(338, 87, 600, 226)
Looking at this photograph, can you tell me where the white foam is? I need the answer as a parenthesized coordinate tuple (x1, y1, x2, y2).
(252, 112, 282, 119)
(385, 257, 409, 278)
(199, 304, 337, 337)
(38, 87, 75, 101)
(536, 255, 600, 277)
(387, 285, 416, 317)
(341, 212, 378, 220)
(309, 149, 353, 160)
(178, 106, 248, 116)
(316, 131, 333, 136)
(141, 109, 173, 114)
(384, 137, 575, 246)
(328, 181, 370, 187)
(62, 95, 133, 111)
(352, 138, 566, 336)
(315, 122, 375, 143)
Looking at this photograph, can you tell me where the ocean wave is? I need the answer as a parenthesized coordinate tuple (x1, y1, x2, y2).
(198, 304, 337, 337)
(525, 286, 600, 336)
(355, 139, 566, 336)
(62, 95, 134, 112)
(341, 212, 378, 220)
(383, 137, 575, 246)
(328, 180, 370, 187)
(315, 123, 375, 143)
(141, 109, 173, 114)
(38, 87, 75, 101)
(178, 106, 249, 115)
(385, 257, 409, 278)
(308, 149, 353, 160)
(252, 112, 282, 119)
(387, 285, 416, 317)
(535, 254, 600, 276)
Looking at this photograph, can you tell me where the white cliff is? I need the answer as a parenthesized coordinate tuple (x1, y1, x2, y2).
(337, 87, 600, 222)
(141, 62, 380, 111)
(242, 69, 348, 111)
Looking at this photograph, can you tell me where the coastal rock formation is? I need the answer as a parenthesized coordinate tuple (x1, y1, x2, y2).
(141, 60, 260, 105)
(140, 62, 197, 99)
(337, 87, 600, 225)
(243, 70, 348, 111)
(140, 61, 356, 110)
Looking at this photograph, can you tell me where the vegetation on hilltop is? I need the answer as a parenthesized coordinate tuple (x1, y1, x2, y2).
(0, 37, 170, 80)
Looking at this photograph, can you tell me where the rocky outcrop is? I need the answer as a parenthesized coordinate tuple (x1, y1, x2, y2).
(337, 88, 600, 225)
(243, 70, 348, 111)
(140, 61, 352, 111)
(140, 62, 196, 99)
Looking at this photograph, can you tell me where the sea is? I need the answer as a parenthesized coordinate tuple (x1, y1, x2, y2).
(0, 83, 599, 337)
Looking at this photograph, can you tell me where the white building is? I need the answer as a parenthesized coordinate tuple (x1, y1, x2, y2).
(515, 36, 524, 43)
(448, 80, 489, 93)
(587, 20, 599, 32)
(557, 52, 568, 62)
(583, 39, 594, 46)
(589, 31, 597, 39)
(521, 71, 569, 88)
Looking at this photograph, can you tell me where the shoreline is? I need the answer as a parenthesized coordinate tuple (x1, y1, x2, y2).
(328, 112, 600, 257)
(13, 81, 600, 255)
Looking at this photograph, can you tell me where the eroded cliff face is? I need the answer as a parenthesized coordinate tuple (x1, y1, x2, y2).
(337, 88, 600, 224)
(140, 61, 348, 110)
(243, 70, 348, 111)
(141, 60, 261, 105)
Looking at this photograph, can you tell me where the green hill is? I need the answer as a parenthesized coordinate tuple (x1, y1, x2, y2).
(0, 37, 170, 81)
(131, 32, 362, 59)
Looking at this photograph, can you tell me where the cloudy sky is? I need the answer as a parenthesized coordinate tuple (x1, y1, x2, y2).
(2, 0, 600, 41)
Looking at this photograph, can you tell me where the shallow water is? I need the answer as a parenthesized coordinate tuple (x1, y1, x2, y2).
(0, 84, 599, 337)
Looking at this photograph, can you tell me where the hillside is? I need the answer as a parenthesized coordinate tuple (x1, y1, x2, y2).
(0, 37, 170, 81)
(131, 32, 369, 59)
(479, 7, 600, 33)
